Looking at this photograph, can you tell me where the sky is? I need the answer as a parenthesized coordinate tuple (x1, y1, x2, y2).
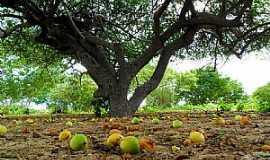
(169, 50, 270, 95)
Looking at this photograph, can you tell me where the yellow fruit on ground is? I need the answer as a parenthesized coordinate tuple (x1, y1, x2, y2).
(189, 131, 205, 144)
(109, 129, 122, 135)
(26, 118, 34, 124)
(213, 117, 226, 126)
(107, 133, 124, 146)
(69, 134, 88, 151)
(59, 129, 72, 141)
(120, 136, 140, 154)
(0, 124, 7, 136)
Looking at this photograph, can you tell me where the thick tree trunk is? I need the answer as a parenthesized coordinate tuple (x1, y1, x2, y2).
(109, 94, 129, 117)
(108, 81, 130, 117)
(92, 77, 131, 117)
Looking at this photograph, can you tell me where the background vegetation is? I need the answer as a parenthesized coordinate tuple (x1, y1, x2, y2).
(0, 53, 267, 115)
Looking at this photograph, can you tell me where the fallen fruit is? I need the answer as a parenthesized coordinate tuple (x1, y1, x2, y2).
(0, 124, 7, 136)
(172, 120, 183, 128)
(234, 115, 242, 121)
(26, 118, 34, 124)
(120, 136, 140, 154)
(59, 129, 72, 141)
(214, 117, 226, 126)
(240, 116, 251, 125)
(65, 121, 73, 127)
(139, 137, 155, 152)
(189, 131, 205, 144)
(171, 145, 181, 153)
(107, 133, 124, 146)
(131, 117, 141, 124)
(69, 134, 88, 151)
(261, 145, 270, 151)
(109, 129, 122, 135)
(183, 139, 192, 146)
(152, 118, 160, 124)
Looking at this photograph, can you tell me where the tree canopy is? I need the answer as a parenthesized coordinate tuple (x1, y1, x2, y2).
(175, 66, 246, 105)
(253, 82, 270, 112)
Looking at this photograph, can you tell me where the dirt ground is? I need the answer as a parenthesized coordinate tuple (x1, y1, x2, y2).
(0, 112, 270, 160)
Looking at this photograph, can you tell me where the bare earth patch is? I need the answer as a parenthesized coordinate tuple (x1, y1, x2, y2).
(1, 112, 270, 160)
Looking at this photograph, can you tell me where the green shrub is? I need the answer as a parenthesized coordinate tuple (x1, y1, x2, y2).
(49, 103, 69, 114)
(218, 102, 234, 112)
(0, 105, 38, 115)
(253, 83, 270, 112)
(49, 75, 97, 113)
(236, 102, 245, 112)
(90, 96, 110, 117)
(176, 66, 246, 105)
(235, 98, 253, 111)
(146, 87, 176, 108)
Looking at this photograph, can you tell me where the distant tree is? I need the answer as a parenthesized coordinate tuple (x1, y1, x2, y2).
(253, 82, 270, 112)
(0, 55, 56, 104)
(176, 67, 246, 104)
(0, 54, 65, 106)
(1, 0, 270, 116)
(144, 66, 178, 107)
(49, 74, 97, 113)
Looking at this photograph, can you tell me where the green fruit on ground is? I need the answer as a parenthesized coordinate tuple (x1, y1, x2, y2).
(0, 125, 7, 136)
(65, 121, 73, 127)
(189, 131, 205, 144)
(172, 120, 183, 128)
(152, 118, 160, 124)
(171, 145, 181, 153)
(131, 117, 141, 124)
(234, 115, 242, 121)
(107, 133, 124, 146)
(69, 134, 88, 151)
(120, 136, 140, 154)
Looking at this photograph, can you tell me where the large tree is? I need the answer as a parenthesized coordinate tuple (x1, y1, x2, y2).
(175, 66, 246, 105)
(0, 0, 269, 116)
